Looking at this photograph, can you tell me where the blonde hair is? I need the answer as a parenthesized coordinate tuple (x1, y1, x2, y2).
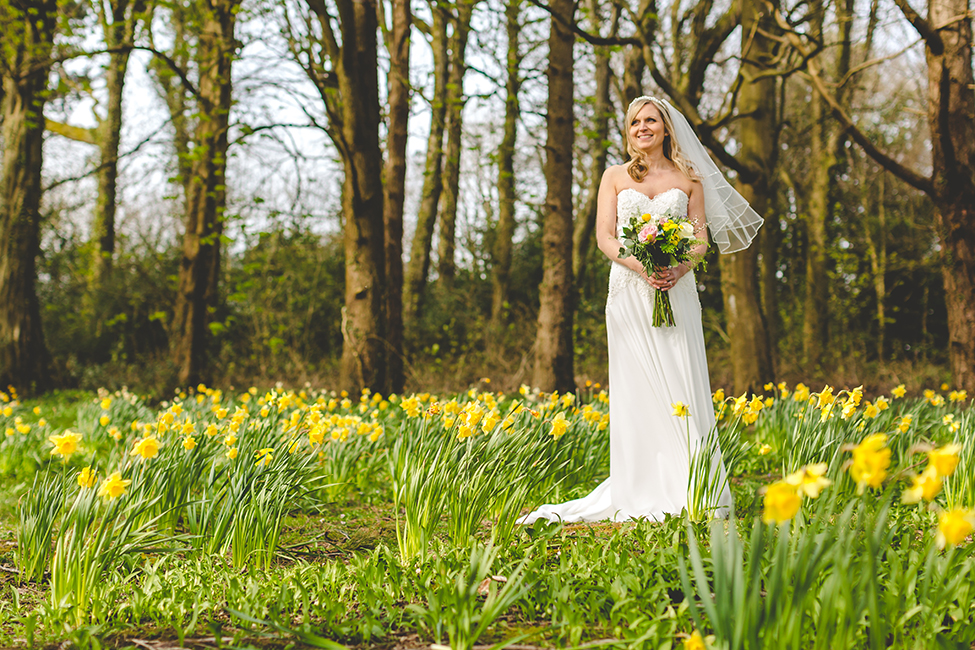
(625, 97, 696, 182)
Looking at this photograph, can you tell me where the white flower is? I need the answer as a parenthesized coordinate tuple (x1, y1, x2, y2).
(680, 222, 695, 238)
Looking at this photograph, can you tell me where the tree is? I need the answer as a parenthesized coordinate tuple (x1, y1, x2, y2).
(286, 0, 388, 392)
(491, 0, 520, 327)
(381, 0, 410, 394)
(532, 0, 575, 392)
(0, 0, 56, 392)
(783, 0, 975, 390)
(403, 1, 448, 323)
(152, 0, 241, 388)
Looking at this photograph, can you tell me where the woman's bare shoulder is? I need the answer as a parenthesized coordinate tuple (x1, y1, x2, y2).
(601, 163, 630, 186)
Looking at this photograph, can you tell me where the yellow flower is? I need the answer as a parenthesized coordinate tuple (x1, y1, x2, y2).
(763, 382, 774, 392)
(928, 443, 961, 478)
(223, 433, 237, 446)
(941, 382, 950, 391)
(841, 401, 857, 420)
(100, 398, 112, 410)
(712, 388, 725, 403)
(924, 389, 935, 400)
(49, 431, 81, 458)
(108, 426, 121, 440)
(936, 508, 975, 549)
(943, 413, 954, 426)
(260, 406, 270, 418)
(762, 481, 801, 524)
(226, 447, 239, 460)
(130, 435, 160, 460)
(1, 406, 11, 417)
(77, 466, 97, 489)
(758, 443, 772, 455)
(902, 465, 943, 504)
(892, 384, 906, 399)
(785, 462, 832, 499)
(863, 402, 880, 419)
(401, 395, 421, 418)
(898, 415, 913, 433)
(32, 406, 41, 415)
(97, 472, 131, 499)
(216, 408, 229, 419)
(683, 630, 707, 650)
(672, 402, 690, 418)
(733, 393, 748, 417)
(949, 389, 968, 403)
(875, 395, 890, 411)
(183, 436, 197, 451)
(817, 385, 835, 408)
(641, 213, 652, 222)
(549, 412, 569, 439)
(597, 414, 609, 431)
(4, 427, 13, 436)
(99, 414, 110, 427)
(255, 447, 274, 467)
(849, 433, 891, 491)
(37, 418, 47, 427)
(930, 395, 945, 407)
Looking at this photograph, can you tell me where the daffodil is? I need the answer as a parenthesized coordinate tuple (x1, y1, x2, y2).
(892, 384, 906, 398)
(130, 435, 159, 460)
(928, 443, 961, 477)
(849, 433, 890, 492)
(49, 431, 81, 458)
(226, 446, 239, 460)
(183, 436, 197, 451)
(758, 443, 772, 455)
(77, 466, 97, 489)
(949, 389, 968, 403)
(902, 465, 943, 503)
(785, 462, 832, 498)
(683, 630, 707, 650)
(763, 481, 801, 524)
(936, 508, 974, 548)
(711, 388, 724, 403)
(98, 472, 131, 499)
(672, 402, 690, 418)
(255, 447, 274, 467)
(549, 412, 569, 439)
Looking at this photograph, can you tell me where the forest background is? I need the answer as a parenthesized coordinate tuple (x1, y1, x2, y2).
(0, 0, 972, 400)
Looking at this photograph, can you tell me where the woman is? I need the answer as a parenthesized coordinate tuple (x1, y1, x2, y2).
(518, 97, 763, 523)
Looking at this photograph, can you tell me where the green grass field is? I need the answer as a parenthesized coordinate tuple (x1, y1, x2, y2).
(0, 382, 972, 649)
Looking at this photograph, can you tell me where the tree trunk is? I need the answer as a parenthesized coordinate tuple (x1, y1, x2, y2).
(572, 0, 613, 286)
(719, 0, 776, 395)
(435, 0, 476, 285)
(0, 1, 56, 393)
(334, 0, 387, 392)
(864, 172, 887, 360)
(802, 0, 853, 372)
(928, 0, 975, 391)
(382, 0, 411, 394)
(92, 0, 142, 286)
(491, 0, 520, 327)
(532, 0, 575, 393)
(172, 0, 240, 388)
(403, 3, 448, 323)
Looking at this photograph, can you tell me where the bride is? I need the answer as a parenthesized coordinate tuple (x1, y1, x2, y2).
(518, 96, 763, 524)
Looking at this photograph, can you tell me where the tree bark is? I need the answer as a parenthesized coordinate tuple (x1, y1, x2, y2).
(403, 3, 448, 323)
(927, 0, 975, 391)
(435, 0, 476, 285)
(491, 0, 520, 327)
(719, 0, 776, 395)
(382, 0, 411, 394)
(572, 0, 613, 286)
(172, 0, 240, 388)
(92, 0, 143, 286)
(802, 0, 853, 372)
(532, 0, 575, 393)
(0, 0, 56, 393)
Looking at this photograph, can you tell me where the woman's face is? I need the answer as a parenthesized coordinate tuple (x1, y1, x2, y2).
(628, 102, 666, 154)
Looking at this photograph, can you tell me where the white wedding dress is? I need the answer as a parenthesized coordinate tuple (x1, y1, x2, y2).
(519, 187, 733, 523)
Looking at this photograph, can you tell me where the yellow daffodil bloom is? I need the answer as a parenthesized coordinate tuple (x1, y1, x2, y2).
(130, 435, 160, 460)
(892, 384, 906, 398)
(758, 443, 772, 455)
(672, 402, 690, 418)
(902, 465, 942, 503)
(683, 630, 707, 650)
(549, 412, 569, 439)
(850, 433, 891, 491)
(32, 406, 41, 415)
(928, 443, 961, 477)
(763, 481, 801, 524)
(936, 508, 975, 549)
(49, 431, 81, 458)
(100, 398, 112, 410)
(99, 415, 110, 427)
(226, 447, 239, 460)
(785, 462, 832, 499)
(255, 447, 274, 467)
(77, 466, 97, 489)
(183, 436, 197, 451)
(898, 415, 913, 433)
(98, 471, 131, 499)
(817, 385, 835, 408)
(863, 402, 880, 419)
(949, 389, 968, 403)
(712, 388, 725, 403)
(875, 396, 889, 410)
(401, 395, 421, 417)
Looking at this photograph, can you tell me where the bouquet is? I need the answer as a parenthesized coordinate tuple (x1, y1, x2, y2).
(618, 208, 707, 327)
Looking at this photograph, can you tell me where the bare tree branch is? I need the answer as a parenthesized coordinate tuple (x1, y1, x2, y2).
(892, 0, 944, 54)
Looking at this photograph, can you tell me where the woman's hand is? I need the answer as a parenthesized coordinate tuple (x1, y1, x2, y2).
(647, 264, 687, 291)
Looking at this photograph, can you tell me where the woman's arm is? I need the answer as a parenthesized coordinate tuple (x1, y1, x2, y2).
(673, 180, 708, 282)
(594, 167, 657, 282)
